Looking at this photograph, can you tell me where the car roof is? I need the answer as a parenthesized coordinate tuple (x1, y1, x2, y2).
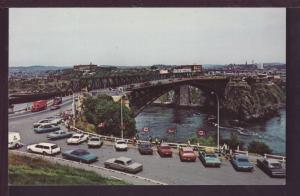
(265, 158, 281, 164)
(116, 156, 132, 162)
(38, 142, 56, 146)
(181, 147, 194, 151)
(72, 149, 88, 153)
(73, 133, 83, 136)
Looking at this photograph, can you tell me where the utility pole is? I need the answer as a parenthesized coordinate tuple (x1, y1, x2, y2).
(211, 91, 220, 153)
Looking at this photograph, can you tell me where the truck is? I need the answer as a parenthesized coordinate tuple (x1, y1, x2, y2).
(53, 97, 62, 105)
(31, 100, 47, 112)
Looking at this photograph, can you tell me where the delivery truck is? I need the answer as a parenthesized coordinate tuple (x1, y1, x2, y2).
(31, 100, 47, 112)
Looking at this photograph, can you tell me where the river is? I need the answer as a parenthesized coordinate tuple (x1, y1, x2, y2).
(135, 105, 286, 155)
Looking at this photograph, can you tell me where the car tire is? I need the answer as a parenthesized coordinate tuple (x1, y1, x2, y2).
(15, 143, 20, 148)
(28, 148, 33, 153)
(42, 152, 46, 156)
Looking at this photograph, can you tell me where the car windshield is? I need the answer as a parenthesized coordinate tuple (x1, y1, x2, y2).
(90, 138, 100, 141)
(206, 154, 217, 158)
(160, 146, 170, 149)
(72, 136, 80, 139)
(238, 158, 249, 162)
(117, 141, 126, 144)
(270, 163, 282, 168)
(126, 160, 133, 165)
(141, 144, 151, 148)
(51, 145, 58, 149)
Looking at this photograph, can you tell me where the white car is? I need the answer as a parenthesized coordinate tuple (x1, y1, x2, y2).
(45, 116, 63, 124)
(33, 118, 60, 128)
(114, 139, 128, 151)
(87, 136, 103, 148)
(8, 132, 23, 149)
(27, 142, 61, 155)
(67, 133, 89, 144)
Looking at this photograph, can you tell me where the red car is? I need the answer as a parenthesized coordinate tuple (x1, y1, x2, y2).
(157, 143, 172, 157)
(179, 147, 196, 162)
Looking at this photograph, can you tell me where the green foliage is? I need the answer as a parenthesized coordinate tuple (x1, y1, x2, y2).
(188, 136, 216, 146)
(221, 133, 245, 150)
(248, 141, 272, 155)
(82, 95, 136, 137)
(8, 154, 128, 185)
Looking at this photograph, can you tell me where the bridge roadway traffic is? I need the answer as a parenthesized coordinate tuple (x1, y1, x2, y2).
(9, 101, 285, 185)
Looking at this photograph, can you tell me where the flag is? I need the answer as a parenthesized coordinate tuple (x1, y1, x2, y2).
(142, 127, 150, 132)
(166, 127, 176, 134)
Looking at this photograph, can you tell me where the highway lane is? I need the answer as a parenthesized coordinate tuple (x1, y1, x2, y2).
(9, 107, 286, 185)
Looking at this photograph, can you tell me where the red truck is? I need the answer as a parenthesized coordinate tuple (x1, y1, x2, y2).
(31, 100, 47, 112)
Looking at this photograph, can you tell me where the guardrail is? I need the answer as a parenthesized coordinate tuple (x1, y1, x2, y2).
(10, 150, 167, 185)
(264, 154, 286, 162)
(69, 126, 218, 151)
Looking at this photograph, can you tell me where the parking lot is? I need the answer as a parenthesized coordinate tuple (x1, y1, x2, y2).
(9, 105, 286, 185)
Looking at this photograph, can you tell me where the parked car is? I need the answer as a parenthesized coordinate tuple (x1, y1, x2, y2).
(157, 143, 172, 157)
(104, 156, 143, 174)
(67, 133, 89, 145)
(47, 130, 73, 140)
(8, 132, 23, 149)
(33, 119, 59, 128)
(31, 100, 47, 112)
(34, 124, 60, 133)
(114, 139, 128, 151)
(179, 147, 196, 162)
(62, 149, 98, 163)
(138, 142, 153, 155)
(198, 148, 221, 167)
(87, 136, 103, 148)
(50, 105, 61, 110)
(27, 142, 61, 155)
(230, 154, 254, 172)
(45, 116, 63, 124)
(256, 158, 286, 178)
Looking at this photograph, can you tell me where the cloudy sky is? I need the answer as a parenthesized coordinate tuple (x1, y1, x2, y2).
(9, 8, 285, 67)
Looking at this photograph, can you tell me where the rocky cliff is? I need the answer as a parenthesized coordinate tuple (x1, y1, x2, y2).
(222, 79, 285, 121)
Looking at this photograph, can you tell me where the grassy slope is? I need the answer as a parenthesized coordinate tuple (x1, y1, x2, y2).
(8, 153, 128, 185)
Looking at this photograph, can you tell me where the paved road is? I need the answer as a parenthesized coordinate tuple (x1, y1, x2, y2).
(9, 104, 286, 185)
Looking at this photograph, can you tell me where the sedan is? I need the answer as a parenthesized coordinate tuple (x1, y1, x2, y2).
(87, 137, 103, 148)
(257, 158, 286, 178)
(67, 133, 89, 145)
(62, 149, 98, 163)
(114, 139, 128, 151)
(47, 130, 73, 140)
(138, 142, 153, 155)
(199, 149, 221, 167)
(34, 124, 60, 133)
(157, 143, 173, 157)
(104, 156, 143, 174)
(230, 154, 254, 172)
(179, 147, 196, 162)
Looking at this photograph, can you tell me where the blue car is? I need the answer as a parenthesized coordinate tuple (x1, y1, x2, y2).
(34, 124, 60, 133)
(230, 154, 254, 172)
(62, 149, 98, 164)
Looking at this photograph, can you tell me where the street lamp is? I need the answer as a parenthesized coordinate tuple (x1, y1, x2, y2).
(120, 95, 124, 139)
(211, 91, 220, 153)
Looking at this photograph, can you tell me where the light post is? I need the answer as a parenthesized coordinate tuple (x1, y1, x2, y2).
(120, 95, 124, 139)
(72, 93, 76, 127)
(211, 91, 220, 153)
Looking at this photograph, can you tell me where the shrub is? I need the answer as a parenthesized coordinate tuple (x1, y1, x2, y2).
(248, 141, 272, 155)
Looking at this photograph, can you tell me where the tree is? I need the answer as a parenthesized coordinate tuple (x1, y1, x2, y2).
(221, 133, 245, 150)
(248, 141, 272, 155)
(82, 95, 136, 138)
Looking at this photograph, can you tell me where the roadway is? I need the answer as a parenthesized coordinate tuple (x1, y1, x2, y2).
(8, 103, 286, 185)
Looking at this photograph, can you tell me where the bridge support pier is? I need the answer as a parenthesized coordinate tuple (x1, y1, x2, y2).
(174, 85, 191, 106)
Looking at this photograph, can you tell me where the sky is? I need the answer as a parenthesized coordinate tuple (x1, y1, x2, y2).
(9, 8, 286, 67)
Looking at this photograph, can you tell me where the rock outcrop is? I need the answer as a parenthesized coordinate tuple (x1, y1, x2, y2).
(222, 79, 285, 121)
